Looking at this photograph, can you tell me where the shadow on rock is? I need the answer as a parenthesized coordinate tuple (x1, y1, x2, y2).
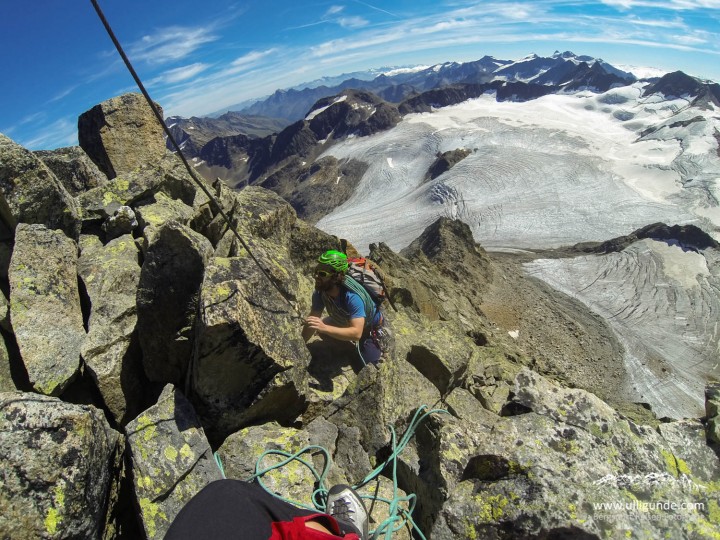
(307, 336, 365, 391)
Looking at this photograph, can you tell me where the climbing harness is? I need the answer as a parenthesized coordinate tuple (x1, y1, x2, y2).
(89, 0, 301, 319)
(215, 405, 449, 539)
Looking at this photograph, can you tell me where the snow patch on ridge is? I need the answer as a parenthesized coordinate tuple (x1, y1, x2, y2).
(306, 95, 348, 121)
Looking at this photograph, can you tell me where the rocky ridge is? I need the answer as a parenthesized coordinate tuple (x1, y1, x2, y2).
(0, 93, 718, 539)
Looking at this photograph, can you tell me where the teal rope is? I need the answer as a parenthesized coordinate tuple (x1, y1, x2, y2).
(353, 405, 448, 539)
(246, 445, 333, 512)
(235, 405, 448, 538)
(342, 275, 377, 324)
(214, 451, 227, 479)
(356, 341, 367, 367)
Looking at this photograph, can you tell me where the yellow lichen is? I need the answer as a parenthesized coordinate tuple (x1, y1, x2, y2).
(442, 442, 465, 462)
(677, 458, 692, 476)
(139, 497, 168, 538)
(473, 493, 509, 522)
(115, 179, 130, 192)
(568, 503, 577, 520)
(44, 507, 60, 535)
(660, 449, 679, 477)
(709, 499, 720, 524)
(44, 484, 66, 535)
(179, 443, 194, 460)
(164, 446, 178, 461)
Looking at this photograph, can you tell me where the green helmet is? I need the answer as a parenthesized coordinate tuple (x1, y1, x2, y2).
(318, 250, 348, 273)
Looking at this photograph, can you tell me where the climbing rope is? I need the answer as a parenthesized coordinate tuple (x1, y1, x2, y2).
(215, 405, 449, 539)
(89, 0, 302, 318)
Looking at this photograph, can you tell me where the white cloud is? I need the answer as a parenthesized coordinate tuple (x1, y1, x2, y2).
(338, 16, 370, 28)
(600, 0, 720, 9)
(48, 86, 78, 103)
(129, 26, 219, 65)
(671, 32, 711, 45)
(18, 111, 47, 127)
(620, 15, 688, 28)
(326, 5, 345, 16)
(155, 63, 211, 85)
(415, 19, 476, 34)
(350, 0, 399, 18)
(226, 49, 278, 74)
(20, 117, 77, 151)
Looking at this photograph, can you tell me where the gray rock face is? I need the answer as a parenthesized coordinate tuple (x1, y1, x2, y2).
(77, 168, 162, 225)
(424, 369, 720, 539)
(102, 205, 138, 240)
(78, 93, 167, 179)
(78, 234, 143, 424)
(0, 337, 15, 392)
(259, 156, 367, 224)
(0, 392, 123, 540)
(0, 133, 81, 238)
(192, 253, 309, 440)
(209, 185, 298, 256)
(706, 382, 720, 444)
(219, 422, 328, 508)
(135, 192, 195, 230)
(125, 384, 223, 539)
(34, 145, 108, 195)
(137, 221, 214, 385)
(8, 224, 85, 396)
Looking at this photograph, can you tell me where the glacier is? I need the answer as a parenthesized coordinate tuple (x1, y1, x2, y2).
(316, 84, 720, 418)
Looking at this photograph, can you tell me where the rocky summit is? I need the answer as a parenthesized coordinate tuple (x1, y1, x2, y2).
(0, 92, 718, 539)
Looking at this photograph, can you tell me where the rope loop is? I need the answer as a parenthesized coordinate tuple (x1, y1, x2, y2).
(230, 405, 448, 539)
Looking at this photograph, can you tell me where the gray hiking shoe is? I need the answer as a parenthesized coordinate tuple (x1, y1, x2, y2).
(327, 484, 369, 539)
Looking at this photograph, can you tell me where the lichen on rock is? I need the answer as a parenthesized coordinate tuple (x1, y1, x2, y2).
(8, 224, 85, 396)
(125, 385, 222, 539)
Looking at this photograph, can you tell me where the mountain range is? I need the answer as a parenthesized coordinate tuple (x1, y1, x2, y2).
(168, 51, 644, 180)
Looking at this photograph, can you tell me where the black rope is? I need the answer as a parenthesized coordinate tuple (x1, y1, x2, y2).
(89, 0, 301, 317)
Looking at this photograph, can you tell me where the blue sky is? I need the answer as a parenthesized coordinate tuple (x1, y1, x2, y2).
(2, 0, 719, 150)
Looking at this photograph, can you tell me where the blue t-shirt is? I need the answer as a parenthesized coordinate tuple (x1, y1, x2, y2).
(311, 287, 382, 327)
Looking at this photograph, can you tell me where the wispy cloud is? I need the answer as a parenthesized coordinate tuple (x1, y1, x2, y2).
(600, 0, 720, 9)
(128, 25, 219, 65)
(48, 86, 78, 103)
(20, 117, 77, 150)
(288, 4, 369, 31)
(227, 49, 279, 74)
(150, 63, 211, 86)
(156, 48, 284, 114)
(18, 111, 47, 127)
(326, 5, 345, 16)
(338, 16, 370, 28)
(351, 0, 400, 18)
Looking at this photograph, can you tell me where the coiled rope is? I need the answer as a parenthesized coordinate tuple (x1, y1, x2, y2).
(216, 405, 449, 539)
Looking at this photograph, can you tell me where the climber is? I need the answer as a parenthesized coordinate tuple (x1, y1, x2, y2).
(302, 250, 385, 365)
(165, 480, 368, 540)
